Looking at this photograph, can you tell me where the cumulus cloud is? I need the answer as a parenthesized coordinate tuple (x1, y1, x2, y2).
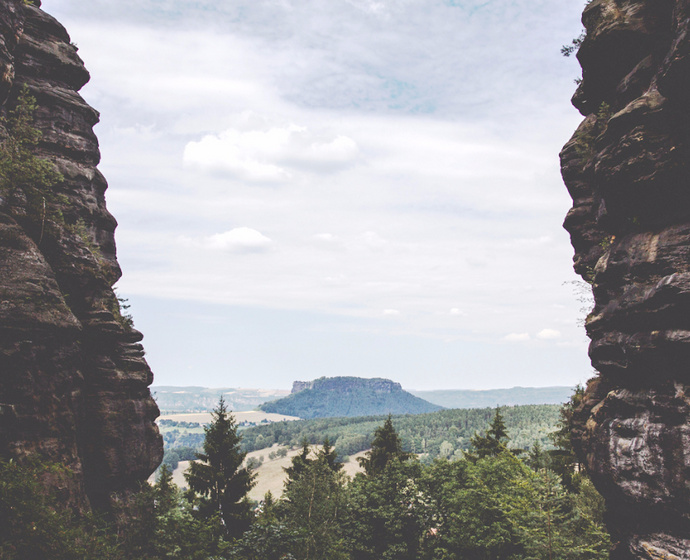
(180, 228, 273, 252)
(183, 121, 359, 182)
(504, 333, 531, 342)
(49, 0, 593, 388)
(537, 328, 562, 340)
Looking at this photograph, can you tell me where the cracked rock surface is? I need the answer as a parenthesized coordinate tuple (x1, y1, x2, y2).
(0, 0, 162, 513)
(562, 0, 690, 557)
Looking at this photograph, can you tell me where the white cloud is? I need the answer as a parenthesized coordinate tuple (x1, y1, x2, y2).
(183, 121, 359, 182)
(537, 328, 562, 340)
(314, 233, 336, 242)
(45, 0, 593, 388)
(203, 228, 273, 252)
(504, 333, 531, 342)
(383, 309, 401, 316)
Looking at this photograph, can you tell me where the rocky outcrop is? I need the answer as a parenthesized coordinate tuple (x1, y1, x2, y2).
(264, 376, 442, 419)
(561, 0, 690, 557)
(291, 377, 403, 394)
(0, 0, 162, 513)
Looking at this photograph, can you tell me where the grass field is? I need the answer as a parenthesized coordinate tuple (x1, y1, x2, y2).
(164, 445, 366, 501)
(158, 411, 300, 424)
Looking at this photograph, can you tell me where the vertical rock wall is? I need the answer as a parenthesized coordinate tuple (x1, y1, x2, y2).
(0, 0, 162, 513)
(561, 0, 690, 558)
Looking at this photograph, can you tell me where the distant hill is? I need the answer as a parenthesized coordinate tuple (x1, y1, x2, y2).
(258, 377, 443, 419)
(410, 386, 575, 409)
(152, 386, 289, 412)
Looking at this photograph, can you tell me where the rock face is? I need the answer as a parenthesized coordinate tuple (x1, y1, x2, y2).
(0, 0, 162, 513)
(291, 377, 403, 394)
(561, 0, 690, 557)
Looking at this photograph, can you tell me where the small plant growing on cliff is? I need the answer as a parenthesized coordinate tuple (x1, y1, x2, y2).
(575, 102, 613, 160)
(0, 86, 63, 241)
(561, 30, 585, 57)
(599, 234, 614, 250)
(111, 288, 135, 330)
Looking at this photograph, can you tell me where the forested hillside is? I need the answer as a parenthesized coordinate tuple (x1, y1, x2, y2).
(240, 404, 561, 460)
(259, 376, 442, 418)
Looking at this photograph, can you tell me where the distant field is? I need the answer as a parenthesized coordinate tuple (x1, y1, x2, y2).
(159, 411, 300, 424)
(163, 445, 366, 501)
(153, 386, 290, 413)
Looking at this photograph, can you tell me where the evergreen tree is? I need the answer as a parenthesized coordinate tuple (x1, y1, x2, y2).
(319, 436, 342, 472)
(527, 441, 549, 471)
(358, 415, 410, 477)
(284, 437, 312, 482)
(281, 451, 349, 560)
(549, 385, 585, 491)
(185, 397, 256, 539)
(346, 459, 427, 560)
(467, 407, 509, 460)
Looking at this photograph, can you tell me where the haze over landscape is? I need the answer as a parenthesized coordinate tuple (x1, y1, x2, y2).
(45, 0, 588, 390)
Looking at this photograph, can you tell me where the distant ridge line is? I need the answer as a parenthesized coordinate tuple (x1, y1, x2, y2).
(410, 386, 575, 409)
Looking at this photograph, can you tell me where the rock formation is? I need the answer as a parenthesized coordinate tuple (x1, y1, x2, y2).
(561, 0, 690, 557)
(263, 376, 443, 419)
(0, 0, 162, 513)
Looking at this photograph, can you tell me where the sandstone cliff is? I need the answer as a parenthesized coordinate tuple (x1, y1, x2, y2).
(0, 0, 162, 513)
(561, 0, 690, 557)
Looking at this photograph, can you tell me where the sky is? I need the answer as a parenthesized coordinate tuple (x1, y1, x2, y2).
(43, 0, 592, 391)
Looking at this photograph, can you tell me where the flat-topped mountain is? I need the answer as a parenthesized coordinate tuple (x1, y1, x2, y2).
(259, 376, 443, 419)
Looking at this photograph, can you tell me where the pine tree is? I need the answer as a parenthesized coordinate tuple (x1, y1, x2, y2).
(549, 385, 585, 491)
(467, 407, 509, 460)
(185, 397, 255, 539)
(319, 437, 342, 472)
(284, 437, 312, 482)
(358, 415, 410, 477)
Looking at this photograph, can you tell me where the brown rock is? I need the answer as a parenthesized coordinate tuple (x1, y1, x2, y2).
(0, 0, 162, 514)
(562, 0, 690, 557)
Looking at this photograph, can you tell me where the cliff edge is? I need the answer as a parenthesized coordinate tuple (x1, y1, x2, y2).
(0, 0, 162, 513)
(561, 0, 690, 557)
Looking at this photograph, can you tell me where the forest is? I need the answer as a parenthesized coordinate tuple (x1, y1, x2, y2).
(160, 403, 562, 465)
(2, 391, 611, 560)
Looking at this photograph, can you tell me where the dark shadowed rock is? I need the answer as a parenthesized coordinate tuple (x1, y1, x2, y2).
(0, 0, 162, 514)
(562, 0, 690, 557)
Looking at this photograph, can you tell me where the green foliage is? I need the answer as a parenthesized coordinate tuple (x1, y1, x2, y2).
(185, 397, 256, 539)
(0, 86, 63, 241)
(575, 102, 613, 160)
(467, 407, 510, 460)
(357, 415, 411, 477)
(561, 31, 585, 57)
(548, 385, 585, 491)
(240, 404, 562, 461)
(0, 458, 119, 560)
(280, 450, 350, 560)
(1, 400, 610, 560)
(346, 459, 427, 560)
(122, 469, 230, 560)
